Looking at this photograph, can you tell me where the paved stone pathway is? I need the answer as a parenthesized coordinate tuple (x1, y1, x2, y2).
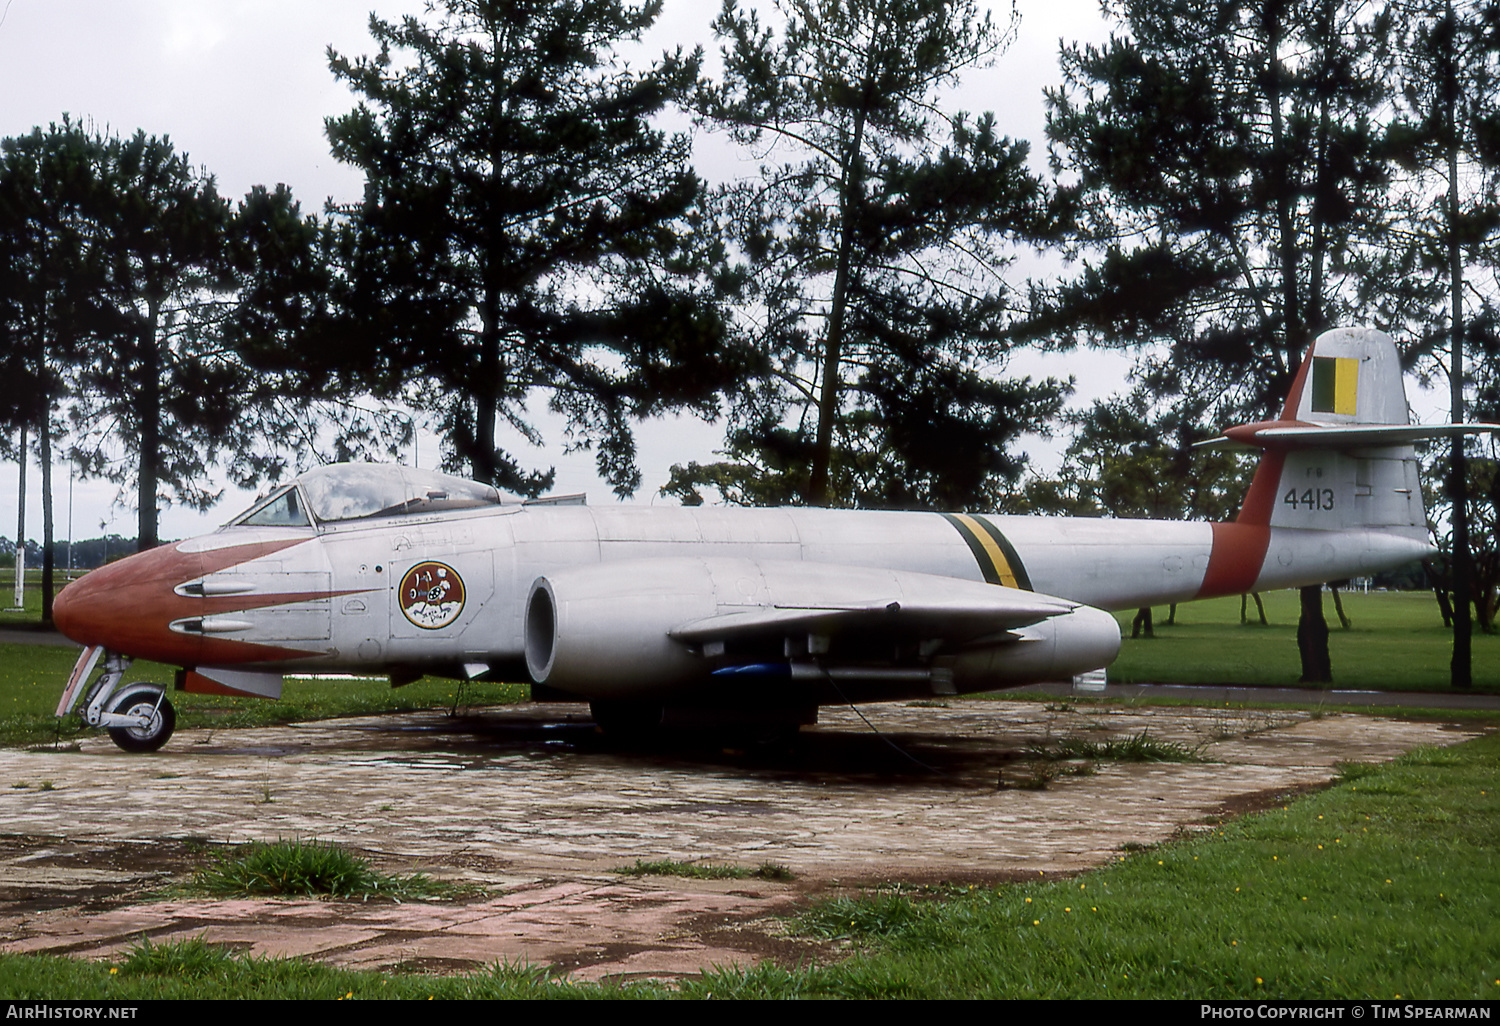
(0, 700, 1480, 982)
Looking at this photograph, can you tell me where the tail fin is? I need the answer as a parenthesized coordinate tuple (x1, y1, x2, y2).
(1219, 328, 1439, 536)
(1193, 327, 1500, 598)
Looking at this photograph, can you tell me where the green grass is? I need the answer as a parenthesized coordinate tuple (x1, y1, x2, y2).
(195, 839, 444, 900)
(0, 569, 76, 626)
(683, 731, 1500, 999)
(119, 936, 236, 978)
(1026, 729, 1210, 763)
(612, 859, 796, 882)
(3, 587, 1493, 752)
(794, 893, 925, 939)
(0, 642, 529, 748)
(0, 937, 610, 1000)
(3, 730, 1496, 998)
(3, 589, 1490, 752)
(1111, 590, 1500, 692)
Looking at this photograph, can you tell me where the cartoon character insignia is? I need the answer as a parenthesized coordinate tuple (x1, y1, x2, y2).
(399, 561, 466, 629)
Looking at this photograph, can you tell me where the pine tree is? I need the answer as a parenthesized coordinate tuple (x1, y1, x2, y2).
(324, 0, 739, 496)
(1045, 0, 1397, 681)
(1384, 0, 1500, 683)
(0, 121, 112, 614)
(67, 130, 248, 552)
(668, 0, 1068, 510)
(4, 123, 358, 559)
(222, 183, 411, 487)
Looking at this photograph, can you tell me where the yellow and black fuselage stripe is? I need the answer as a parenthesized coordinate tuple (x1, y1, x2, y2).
(940, 513, 1033, 591)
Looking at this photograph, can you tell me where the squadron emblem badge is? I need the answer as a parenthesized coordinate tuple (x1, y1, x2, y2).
(399, 561, 466, 629)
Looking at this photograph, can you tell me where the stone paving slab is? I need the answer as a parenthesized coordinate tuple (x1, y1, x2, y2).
(0, 699, 1482, 981)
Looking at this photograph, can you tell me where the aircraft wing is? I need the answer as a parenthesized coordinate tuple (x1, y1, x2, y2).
(526, 557, 1118, 694)
(668, 590, 1077, 647)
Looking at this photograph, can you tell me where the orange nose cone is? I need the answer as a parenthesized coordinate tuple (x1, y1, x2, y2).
(51, 544, 205, 662)
(51, 576, 88, 643)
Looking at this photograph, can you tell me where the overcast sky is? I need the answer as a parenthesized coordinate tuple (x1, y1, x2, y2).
(0, 0, 1125, 546)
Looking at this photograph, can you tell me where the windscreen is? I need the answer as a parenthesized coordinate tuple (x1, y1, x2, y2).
(298, 464, 505, 521)
(228, 464, 506, 526)
(232, 484, 312, 527)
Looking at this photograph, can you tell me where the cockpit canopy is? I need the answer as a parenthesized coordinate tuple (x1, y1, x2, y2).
(228, 464, 506, 528)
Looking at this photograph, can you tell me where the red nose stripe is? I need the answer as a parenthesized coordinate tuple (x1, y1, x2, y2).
(52, 537, 321, 665)
(195, 588, 376, 617)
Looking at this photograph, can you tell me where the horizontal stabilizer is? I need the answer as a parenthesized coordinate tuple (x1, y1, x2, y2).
(1199, 421, 1500, 451)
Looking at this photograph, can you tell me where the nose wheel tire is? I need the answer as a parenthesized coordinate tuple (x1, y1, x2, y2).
(106, 687, 176, 753)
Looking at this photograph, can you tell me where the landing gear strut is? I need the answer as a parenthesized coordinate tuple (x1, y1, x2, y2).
(58, 646, 177, 753)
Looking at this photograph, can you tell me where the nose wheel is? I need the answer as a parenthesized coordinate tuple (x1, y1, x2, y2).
(105, 686, 176, 753)
(60, 650, 178, 753)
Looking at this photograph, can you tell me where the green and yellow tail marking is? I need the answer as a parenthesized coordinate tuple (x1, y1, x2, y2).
(941, 513, 1032, 591)
(1311, 355, 1359, 415)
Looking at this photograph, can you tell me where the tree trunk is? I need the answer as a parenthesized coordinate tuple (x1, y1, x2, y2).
(473, 279, 502, 486)
(1329, 583, 1350, 629)
(1297, 584, 1333, 683)
(1252, 592, 1268, 625)
(1167, 603, 1177, 625)
(807, 100, 870, 506)
(1264, 3, 1305, 390)
(1131, 606, 1153, 639)
(136, 300, 161, 552)
(473, 372, 497, 485)
(39, 423, 54, 625)
(1426, 559, 1455, 626)
(1440, 0, 1473, 689)
(12, 425, 24, 612)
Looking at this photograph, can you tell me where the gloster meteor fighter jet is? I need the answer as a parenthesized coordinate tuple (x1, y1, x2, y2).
(52, 328, 1494, 751)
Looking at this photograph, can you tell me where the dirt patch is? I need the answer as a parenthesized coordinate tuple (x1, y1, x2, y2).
(0, 699, 1481, 983)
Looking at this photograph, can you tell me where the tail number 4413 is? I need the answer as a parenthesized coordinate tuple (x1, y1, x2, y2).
(1284, 487, 1335, 511)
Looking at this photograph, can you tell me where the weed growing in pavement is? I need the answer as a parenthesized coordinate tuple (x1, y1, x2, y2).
(612, 859, 795, 881)
(195, 838, 443, 900)
(1026, 730, 1209, 764)
(792, 894, 927, 941)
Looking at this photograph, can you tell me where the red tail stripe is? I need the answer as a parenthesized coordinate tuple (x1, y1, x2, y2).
(1281, 341, 1316, 419)
(1196, 522, 1272, 600)
(1236, 449, 1287, 527)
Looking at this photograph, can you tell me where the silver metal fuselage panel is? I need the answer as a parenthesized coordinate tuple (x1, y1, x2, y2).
(264, 503, 1428, 674)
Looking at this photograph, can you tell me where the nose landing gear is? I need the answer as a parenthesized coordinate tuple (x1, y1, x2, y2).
(58, 646, 178, 753)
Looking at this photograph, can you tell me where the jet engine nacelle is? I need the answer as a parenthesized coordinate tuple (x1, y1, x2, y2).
(945, 604, 1123, 690)
(524, 557, 1121, 699)
(525, 559, 723, 697)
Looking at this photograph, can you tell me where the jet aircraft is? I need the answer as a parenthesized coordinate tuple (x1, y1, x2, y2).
(51, 328, 1496, 751)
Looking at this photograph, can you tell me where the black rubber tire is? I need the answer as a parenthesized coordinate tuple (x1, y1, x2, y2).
(106, 687, 176, 753)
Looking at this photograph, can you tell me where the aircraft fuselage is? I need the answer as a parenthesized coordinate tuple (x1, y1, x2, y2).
(54, 500, 1431, 684)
